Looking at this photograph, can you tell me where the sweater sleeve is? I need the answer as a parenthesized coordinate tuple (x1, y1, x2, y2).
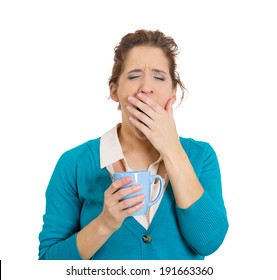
(176, 142, 229, 256)
(38, 151, 83, 260)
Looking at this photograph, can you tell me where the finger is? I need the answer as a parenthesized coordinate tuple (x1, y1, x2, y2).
(129, 116, 151, 137)
(119, 194, 145, 212)
(136, 93, 164, 114)
(114, 184, 142, 201)
(127, 95, 157, 119)
(106, 177, 132, 196)
(126, 105, 153, 128)
(118, 201, 145, 219)
(165, 97, 176, 116)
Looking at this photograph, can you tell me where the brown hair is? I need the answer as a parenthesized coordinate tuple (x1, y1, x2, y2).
(108, 29, 186, 105)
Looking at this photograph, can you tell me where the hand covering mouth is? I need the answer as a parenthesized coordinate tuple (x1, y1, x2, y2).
(135, 107, 151, 124)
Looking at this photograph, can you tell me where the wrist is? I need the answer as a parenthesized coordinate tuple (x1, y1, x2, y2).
(96, 214, 118, 236)
(161, 141, 184, 162)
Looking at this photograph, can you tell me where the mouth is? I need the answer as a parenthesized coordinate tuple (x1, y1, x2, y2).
(136, 107, 143, 113)
(132, 107, 144, 124)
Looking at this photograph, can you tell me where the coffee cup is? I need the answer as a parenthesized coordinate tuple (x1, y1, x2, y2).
(113, 170, 164, 216)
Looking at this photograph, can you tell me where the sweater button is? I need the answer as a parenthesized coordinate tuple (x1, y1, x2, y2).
(142, 234, 152, 243)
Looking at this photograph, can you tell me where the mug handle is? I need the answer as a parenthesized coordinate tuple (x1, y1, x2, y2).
(148, 174, 164, 206)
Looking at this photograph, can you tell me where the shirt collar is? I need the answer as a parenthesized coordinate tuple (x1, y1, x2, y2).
(100, 123, 124, 169)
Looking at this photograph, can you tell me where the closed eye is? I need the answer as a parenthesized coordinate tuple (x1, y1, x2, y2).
(128, 75, 140, 80)
(154, 76, 165, 81)
(127, 69, 141, 80)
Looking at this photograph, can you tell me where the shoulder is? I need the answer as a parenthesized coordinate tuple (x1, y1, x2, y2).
(179, 137, 218, 175)
(179, 137, 214, 155)
(58, 138, 101, 167)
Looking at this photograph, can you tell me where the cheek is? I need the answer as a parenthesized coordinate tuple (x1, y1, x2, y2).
(154, 98, 167, 109)
(157, 92, 174, 108)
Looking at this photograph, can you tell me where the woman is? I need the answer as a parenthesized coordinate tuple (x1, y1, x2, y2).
(39, 29, 228, 260)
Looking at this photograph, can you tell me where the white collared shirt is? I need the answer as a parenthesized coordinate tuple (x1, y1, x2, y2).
(100, 123, 167, 229)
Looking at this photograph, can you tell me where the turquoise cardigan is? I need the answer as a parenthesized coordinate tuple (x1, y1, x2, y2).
(39, 137, 228, 260)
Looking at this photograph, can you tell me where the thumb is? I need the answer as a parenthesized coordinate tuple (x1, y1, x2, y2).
(165, 97, 176, 116)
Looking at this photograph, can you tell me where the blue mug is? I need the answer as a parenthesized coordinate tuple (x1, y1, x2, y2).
(114, 171, 164, 216)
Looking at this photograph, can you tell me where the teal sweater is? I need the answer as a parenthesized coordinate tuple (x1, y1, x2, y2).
(38, 137, 228, 260)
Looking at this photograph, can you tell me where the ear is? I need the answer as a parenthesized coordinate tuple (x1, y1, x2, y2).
(109, 83, 119, 102)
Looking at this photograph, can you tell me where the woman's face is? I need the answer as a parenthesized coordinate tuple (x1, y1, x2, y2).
(110, 46, 176, 138)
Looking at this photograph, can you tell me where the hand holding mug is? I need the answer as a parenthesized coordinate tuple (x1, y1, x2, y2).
(114, 170, 164, 216)
(99, 176, 145, 232)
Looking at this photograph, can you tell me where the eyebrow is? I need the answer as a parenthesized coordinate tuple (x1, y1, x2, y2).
(127, 69, 168, 75)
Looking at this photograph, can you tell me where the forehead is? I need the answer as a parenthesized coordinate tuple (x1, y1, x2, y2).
(123, 46, 169, 71)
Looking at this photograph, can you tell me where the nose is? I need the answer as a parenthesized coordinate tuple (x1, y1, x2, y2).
(139, 89, 153, 94)
(138, 75, 154, 94)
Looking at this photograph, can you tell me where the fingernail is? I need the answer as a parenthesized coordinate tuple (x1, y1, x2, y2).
(128, 96, 134, 101)
(138, 202, 144, 208)
(126, 176, 132, 182)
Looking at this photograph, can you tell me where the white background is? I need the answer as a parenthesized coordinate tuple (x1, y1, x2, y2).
(1, 0, 276, 279)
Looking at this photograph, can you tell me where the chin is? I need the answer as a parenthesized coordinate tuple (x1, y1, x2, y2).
(134, 127, 148, 140)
